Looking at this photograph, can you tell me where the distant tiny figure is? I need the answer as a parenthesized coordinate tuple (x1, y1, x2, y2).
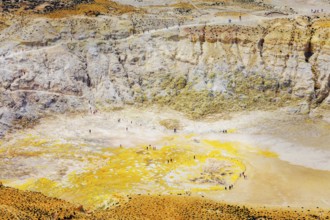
(146, 146, 148, 150)
(225, 186, 227, 190)
(131, 121, 133, 124)
(194, 155, 196, 159)
(120, 144, 122, 148)
(174, 128, 177, 133)
(126, 127, 128, 131)
(89, 129, 91, 134)
(239, 15, 242, 21)
(229, 19, 232, 23)
(118, 118, 121, 123)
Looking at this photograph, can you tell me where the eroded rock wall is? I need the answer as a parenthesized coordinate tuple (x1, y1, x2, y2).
(0, 15, 329, 136)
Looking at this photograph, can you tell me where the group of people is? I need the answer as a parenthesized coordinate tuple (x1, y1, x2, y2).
(118, 118, 141, 132)
(146, 144, 157, 151)
(240, 171, 248, 179)
(229, 15, 243, 24)
(225, 185, 234, 190)
(311, 9, 324, 13)
(225, 171, 247, 190)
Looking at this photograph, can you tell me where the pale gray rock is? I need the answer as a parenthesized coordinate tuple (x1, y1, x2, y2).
(0, 15, 329, 137)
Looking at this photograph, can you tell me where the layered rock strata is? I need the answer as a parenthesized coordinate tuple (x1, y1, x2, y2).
(0, 15, 329, 136)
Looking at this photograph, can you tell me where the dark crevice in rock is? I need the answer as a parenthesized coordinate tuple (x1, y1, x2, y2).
(199, 24, 207, 56)
(304, 23, 315, 63)
(86, 74, 91, 87)
(304, 41, 314, 63)
(257, 38, 264, 57)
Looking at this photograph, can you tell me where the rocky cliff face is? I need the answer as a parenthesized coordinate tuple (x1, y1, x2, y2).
(0, 15, 329, 136)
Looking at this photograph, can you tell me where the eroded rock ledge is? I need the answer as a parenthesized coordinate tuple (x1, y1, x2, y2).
(0, 15, 329, 136)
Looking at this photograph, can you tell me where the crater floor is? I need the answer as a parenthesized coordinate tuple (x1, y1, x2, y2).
(1, 0, 330, 218)
(1, 107, 330, 209)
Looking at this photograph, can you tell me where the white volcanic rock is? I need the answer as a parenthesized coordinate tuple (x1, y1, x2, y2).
(0, 14, 329, 136)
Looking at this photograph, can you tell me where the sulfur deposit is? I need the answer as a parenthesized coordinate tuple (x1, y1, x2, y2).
(1, 0, 330, 219)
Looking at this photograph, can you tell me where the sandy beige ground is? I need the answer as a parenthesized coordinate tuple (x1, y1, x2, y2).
(1, 107, 330, 210)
